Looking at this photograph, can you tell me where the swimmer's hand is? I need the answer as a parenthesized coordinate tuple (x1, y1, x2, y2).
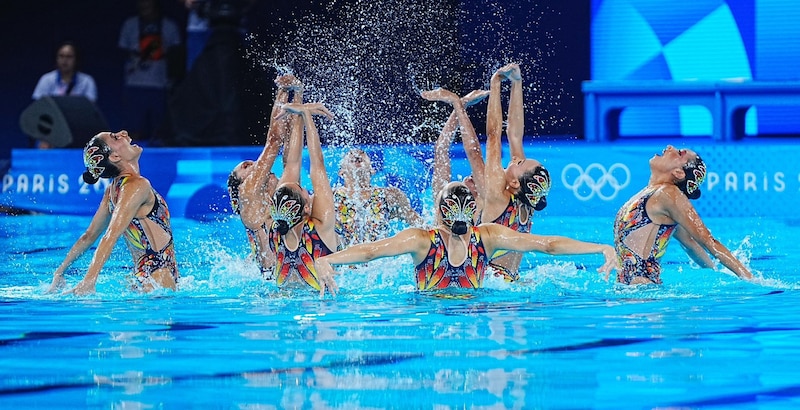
(46, 273, 66, 294)
(598, 245, 620, 281)
(66, 278, 97, 296)
(314, 259, 340, 299)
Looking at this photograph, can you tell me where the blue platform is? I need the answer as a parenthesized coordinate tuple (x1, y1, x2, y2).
(2, 139, 798, 220)
(583, 80, 800, 141)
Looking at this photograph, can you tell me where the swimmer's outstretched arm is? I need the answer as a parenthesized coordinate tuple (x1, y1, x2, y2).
(314, 227, 432, 295)
(279, 103, 339, 243)
(276, 75, 304, 169)
(277, 104, 305, 186)
(303, 104, 340, 250)
(279, 103, 335, 221)
(69, 177, 155, 295)
(674, 225, 715, 268)
(456, 90, 489, 202)
(663, 189, 753, 280)
(480, 223, 620, 278)
(431, 108, 457, 201)
(254, 75, 292, 166)
(47, 189, 112, 293)
(238, 77, 295, 226)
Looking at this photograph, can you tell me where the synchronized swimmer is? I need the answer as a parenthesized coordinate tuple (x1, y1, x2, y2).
(47, 64, 755, 295)
(49, 130, 178, 295)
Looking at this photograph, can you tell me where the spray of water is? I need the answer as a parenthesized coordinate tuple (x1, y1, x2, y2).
(246, 0, 570, 148)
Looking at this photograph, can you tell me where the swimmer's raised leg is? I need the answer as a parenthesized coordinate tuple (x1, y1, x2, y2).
(431, 109, 457, 201)
(499, 63, 525, 159)
(274, 74, 304, 168)
(422, 88, 488, 200)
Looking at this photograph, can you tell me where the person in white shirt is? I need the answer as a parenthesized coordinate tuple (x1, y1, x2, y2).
(32, 41, 98, 103)
(118, 0, 182, 143)
(31, 41, 99, 148)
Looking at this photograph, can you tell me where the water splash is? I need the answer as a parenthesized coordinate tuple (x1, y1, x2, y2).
(244, 0, 571, 146)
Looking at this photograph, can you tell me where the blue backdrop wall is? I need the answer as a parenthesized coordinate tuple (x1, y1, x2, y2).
(591, 0, 800, 137)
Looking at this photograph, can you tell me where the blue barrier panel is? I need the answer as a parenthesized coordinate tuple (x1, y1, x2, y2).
(2, 141, 798, 219)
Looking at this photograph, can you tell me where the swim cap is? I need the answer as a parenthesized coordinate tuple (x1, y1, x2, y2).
(270, 185, 305, 235)
(439, 184, 477, 235)
(82, 136, 119, 184)
(226, 171, 243, 214)
(678, 155, 706, 200)
(518, 165, 551, 211)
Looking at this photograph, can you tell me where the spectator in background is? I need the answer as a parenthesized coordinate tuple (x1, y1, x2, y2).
(167, 0, 268, 146)
(32, 41, 98, 103)
(31, 41, 99, 149)
(179, 0, 210, 71)
(118, 0, 182, 144)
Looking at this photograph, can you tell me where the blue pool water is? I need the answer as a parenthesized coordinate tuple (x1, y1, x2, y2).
(1, 213, 798, 409)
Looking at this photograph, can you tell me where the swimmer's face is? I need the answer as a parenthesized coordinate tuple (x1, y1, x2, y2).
(651, 145, 699, 171)
(437, 182, 477, 232)
(339, 149, 375, 181)
(506, 157, 541, 185)
(99, 130, 141, 160)
(233, 160, 255, 180)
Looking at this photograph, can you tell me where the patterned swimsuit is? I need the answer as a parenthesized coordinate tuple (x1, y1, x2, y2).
(334, 188, 392, 247)
(614, 189, 677, 284)
(108, 176, 179, 287)
(480, 195, 532, 282)
(414, 227, 488, 290)
(269, 220, 334, 290)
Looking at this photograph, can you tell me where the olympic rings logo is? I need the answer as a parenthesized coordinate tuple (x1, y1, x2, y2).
(561, 163, 631, 201)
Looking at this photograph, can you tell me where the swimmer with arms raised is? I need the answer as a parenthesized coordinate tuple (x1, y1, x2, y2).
(422, 63, 551, 283)
(227, 74, 303, 276)
(334, 148, 423, 248)
(267, 101, 340, 294)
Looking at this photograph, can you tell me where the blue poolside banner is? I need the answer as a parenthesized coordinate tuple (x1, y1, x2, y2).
(0, 147, 255, 218)
(1, 141, 799, 219)
(526, 142, 800, 219)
